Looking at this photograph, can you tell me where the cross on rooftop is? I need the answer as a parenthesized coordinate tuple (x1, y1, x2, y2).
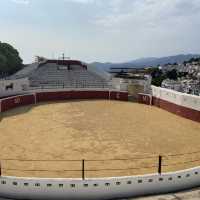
(58, 53, 70, 60)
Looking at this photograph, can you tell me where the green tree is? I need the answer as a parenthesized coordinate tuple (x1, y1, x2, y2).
(0, 54, 7, 71)
(151, 68, 166, 86)
(0, 41, 23, 76)
(166, 69, 178, 80)
(151, 68, 162, 79)
(151, 75, 166, 86)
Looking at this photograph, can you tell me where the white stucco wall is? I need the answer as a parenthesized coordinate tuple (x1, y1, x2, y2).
(181, 94, 200, 111)
(0, 167, 200, 200)
(151, 86, 200, 111)
(0, 78, 30, 97)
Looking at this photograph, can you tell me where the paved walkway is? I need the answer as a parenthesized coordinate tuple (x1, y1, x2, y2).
(128, 187, 200, 200)
(1, 188, 200, 200)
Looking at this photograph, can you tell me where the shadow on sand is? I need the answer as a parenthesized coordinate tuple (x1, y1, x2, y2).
(0, 99, 108, 122)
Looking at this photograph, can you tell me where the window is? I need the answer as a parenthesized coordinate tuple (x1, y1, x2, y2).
(159, 178, 163, 181)
(195, 172, 198, 175)
(70, 184, 75, 188)
(127, 181, 132, 184)
(186, 174, 190, 177)
(168, 177, 173, 181)
(177, 176, 181, 179)
(47, 184, 52, 187)
(116, 182, 121, 185)
(13, 182, 18, 186)
(105, 183, 110, 186)
(35, 183, 40, 187)
(24, 183, 29, 186)
(83, 184, 88, 187)
(148, 179, 153, 182)
(138, 180, 142, 183)
(93, 183, 98, 187)
(5, 83, 13, 91)
(59, 184, 63, 188)
(1, 180, 6, 184)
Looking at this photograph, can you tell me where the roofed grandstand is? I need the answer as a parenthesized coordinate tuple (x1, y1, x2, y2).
(7, 59, 113, 90)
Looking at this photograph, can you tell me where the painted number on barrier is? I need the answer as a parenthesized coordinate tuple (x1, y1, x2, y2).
(14, 98, 20, 104)
(143, 96, 147, 102)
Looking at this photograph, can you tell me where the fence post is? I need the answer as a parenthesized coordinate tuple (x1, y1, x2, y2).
(82, 159, 85, 180)
(158, 155, 162, 174)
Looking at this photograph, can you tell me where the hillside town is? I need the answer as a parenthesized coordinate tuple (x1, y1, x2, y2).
(110, 57, 200, 97)
(159, 58, 200, 96)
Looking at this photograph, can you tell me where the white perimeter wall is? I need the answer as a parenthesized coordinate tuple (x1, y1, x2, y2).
(0, 78, 30, 97)
(0, 167, 200, 200)
(151, 86, 200, 111)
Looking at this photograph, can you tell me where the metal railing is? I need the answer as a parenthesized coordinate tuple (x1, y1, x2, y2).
(1, 150, 200, 179)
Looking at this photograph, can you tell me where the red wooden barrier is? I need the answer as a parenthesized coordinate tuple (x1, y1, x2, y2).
(152, 96, 160, 107)
(36, 91, 110, 102)
(179, 106, 200, 122)
(36, 91, 72, 102)
(1, 94, 35, 112)
(0, 91, 129, 113)
(110, 91, 128, 101)
(71, 91, 109, 100)
(0, 90, 198, 122)
(138, 93, 152, 105)
(152, 97, 200, 122)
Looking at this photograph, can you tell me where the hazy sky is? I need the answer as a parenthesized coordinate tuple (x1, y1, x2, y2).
(0, 0, 200, 63)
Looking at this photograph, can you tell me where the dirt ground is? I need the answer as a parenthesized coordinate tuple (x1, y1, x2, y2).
(0, 100, 200, 178)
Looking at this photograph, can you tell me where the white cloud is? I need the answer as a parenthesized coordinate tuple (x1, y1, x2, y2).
(93, 0, 200, 29)
(64, 0, 95, 4)
(11, 0, 30, 5)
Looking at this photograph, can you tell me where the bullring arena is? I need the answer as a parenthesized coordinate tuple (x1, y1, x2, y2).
(0, 60, 199, 200)
(0, 99, 200, 179)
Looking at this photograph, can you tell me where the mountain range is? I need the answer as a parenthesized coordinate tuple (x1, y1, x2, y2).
(89, 54, 200, 71)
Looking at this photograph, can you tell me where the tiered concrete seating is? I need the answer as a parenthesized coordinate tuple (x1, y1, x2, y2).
(9, 63, 39, 79)
(29, 63, 112, 89)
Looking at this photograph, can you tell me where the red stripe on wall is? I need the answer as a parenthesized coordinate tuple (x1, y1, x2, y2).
(36, 91, 110, 102)
(36, 91, 72, 102)
(0, 91, 128, 113)
(1, 94, 35, 112)
(138, 94, 151, 105)
(153, 97, 200, 122)
(71, 91, 109, 99)
(110, 91, 128, 101)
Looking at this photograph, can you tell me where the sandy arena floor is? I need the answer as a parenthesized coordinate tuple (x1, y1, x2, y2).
(0, 100, 200, 178)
